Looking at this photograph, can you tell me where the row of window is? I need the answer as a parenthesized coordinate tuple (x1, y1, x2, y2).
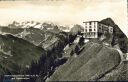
(85, 32, 96, 34)
(85, 29, 112, 33)
(85, 25, 96, 28)
(85, 29, 96, 32)
(99, 27, 113, 32)
(85, 24, 109, 29)
(85, 22, 97, 25)
(85, 23, 111, 28)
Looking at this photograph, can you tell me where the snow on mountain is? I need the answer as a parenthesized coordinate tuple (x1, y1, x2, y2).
(8, 21, 71, 32)
(21, 21, 43, 29)
(58, 26, 71, 32)
(8, 21, 44, 29)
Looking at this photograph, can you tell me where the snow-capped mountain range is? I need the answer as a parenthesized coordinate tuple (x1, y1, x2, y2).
(8, 21, 71, 32)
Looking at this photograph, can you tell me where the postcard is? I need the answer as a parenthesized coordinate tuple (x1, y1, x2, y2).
(0, 0, 128, 82)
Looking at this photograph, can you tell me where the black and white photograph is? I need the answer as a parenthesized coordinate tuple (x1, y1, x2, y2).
(0, 0, 128, 82)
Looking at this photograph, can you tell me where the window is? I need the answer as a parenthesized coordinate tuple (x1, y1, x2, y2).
(89, 22, 91, 25)
(89, 29, 92, 32)
(94, 32, 96, 36)
(89, 26, 91, 28)
(85, 29, 87, 32)
(94, 29, 96, 31)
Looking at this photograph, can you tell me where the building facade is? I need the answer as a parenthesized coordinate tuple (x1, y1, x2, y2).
(83, 21, 113, 38)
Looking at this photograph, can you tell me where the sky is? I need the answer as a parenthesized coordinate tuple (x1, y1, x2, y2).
(0, 0, 127, 37)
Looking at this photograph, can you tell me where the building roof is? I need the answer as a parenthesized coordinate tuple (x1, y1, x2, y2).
(83, 21, 99, 23)
(83, 21, 113, 27)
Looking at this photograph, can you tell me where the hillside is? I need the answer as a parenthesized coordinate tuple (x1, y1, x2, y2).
(47, 42, 121, 81)
(17, 27, 46, 46)
(0, 25, 71, 81)
(0, 32, 71, 82)
(100, 18, 128, 53)
(0, 26, 24, 35)
(0, 34, 46, 75)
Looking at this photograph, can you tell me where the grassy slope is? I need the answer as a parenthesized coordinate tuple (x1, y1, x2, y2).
(98, 62, 124, 81)
(48, 42, 121, 81)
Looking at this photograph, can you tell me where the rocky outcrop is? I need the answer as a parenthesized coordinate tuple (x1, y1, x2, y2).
(70, 24, 84, 35)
